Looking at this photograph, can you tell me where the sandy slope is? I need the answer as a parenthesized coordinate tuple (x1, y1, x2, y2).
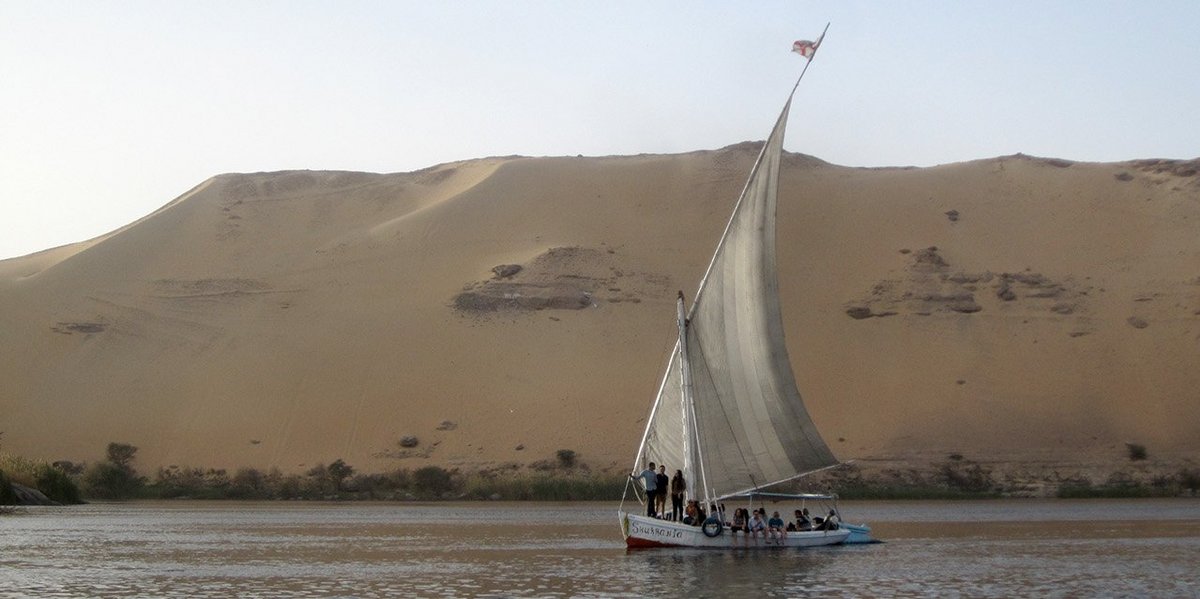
(1, 148, 1197, 478)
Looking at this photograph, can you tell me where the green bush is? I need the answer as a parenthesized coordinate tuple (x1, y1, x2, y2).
(461, 473, 625, 500)
(0, 453, 84, 504)
(1056, 483, 1167, 499)
(82, 443, 145, 500)
(229, 468, 267, 499)
(36, 464, 82, 504)
(83, 462, 143, 499)
(0, 470, 15, 505)
(0, 453, 39, 488)
(412, 466, 454, 497)
(1179, 468, 1200, 493)
(939, 461, 995, 493)
(327, 459, 354, 492)
(151, 466, 236, 499)
(555, 449, 578, 468)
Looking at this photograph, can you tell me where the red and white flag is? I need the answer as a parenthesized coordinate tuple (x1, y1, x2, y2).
(792, 39, 819, 59)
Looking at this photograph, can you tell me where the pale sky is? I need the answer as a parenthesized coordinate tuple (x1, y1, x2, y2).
(2, 1, 1198, 260)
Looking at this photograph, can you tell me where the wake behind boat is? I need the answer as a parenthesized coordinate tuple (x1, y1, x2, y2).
(618, 26, 875, 549)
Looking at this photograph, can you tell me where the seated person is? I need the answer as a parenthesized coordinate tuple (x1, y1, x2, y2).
(816, 509, 839, 531)
(748, 509, 767, 543)
(683, 500, 697, 525)
(795, 508, 813, 531)
(820, 511, 840, 530)
(767, 510, 786, 542)
(729, 508, 748, 535)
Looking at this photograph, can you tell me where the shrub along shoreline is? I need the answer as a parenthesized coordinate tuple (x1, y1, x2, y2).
(5, 444, 1200, 505)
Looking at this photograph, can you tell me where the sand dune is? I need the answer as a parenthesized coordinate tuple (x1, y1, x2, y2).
(1, 148, 1197, 479)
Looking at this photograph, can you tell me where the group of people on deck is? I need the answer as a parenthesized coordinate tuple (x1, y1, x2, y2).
(726, 507, 838, 545)
(632, 462, 690, 521)
(633, 461, 840, 544)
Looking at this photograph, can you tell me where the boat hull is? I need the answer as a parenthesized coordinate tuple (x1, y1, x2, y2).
(620, 511, 851, 549)
(841, 522, 878, 544)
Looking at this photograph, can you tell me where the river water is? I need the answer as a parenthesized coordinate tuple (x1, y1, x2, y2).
(2, 499, 1198, 598)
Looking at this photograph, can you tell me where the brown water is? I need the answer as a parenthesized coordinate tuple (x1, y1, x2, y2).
(2, 500, 1198, 597)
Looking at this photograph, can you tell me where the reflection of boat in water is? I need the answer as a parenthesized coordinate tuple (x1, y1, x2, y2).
(618, 27, 874, 549)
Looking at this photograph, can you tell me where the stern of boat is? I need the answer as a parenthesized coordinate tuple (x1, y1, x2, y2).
(841, 522, 878, 544)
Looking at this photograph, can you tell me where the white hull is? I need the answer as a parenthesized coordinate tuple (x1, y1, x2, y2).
(620, 511, 851, 549)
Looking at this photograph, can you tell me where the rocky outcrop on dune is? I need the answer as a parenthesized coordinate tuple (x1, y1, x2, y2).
(843, 246, 1094, 324)
(453, 247, 604, 313)
(453, 246, 671, 314)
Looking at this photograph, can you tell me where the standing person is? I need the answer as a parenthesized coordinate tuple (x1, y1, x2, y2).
(670, 470, 686, 522)
(631, 461, 657, 517)
(655, 465, 669, 519)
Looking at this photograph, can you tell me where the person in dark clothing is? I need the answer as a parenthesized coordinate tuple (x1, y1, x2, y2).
(655, 465, 669, 519)
(670, 470, 686, 521)
(795, 508, 812, 531)
(816, 509, 839, 530)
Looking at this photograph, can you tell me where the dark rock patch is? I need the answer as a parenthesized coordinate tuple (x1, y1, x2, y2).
(996, 284, 1017, 301)
(845, 306, 874, 320)
(912, 247, 949, 272)
(948, 300, 982, 313)
(1130, 158, 1200, 178)
(491, 264, 522, 279)
(52, 322, 107, 335)
(946, 271, 993, 284)
(454, 285, 592, 312)
(1050, 303, 1076, 315)
(922, 291, 975, 303)
(11, 483, 60, 506)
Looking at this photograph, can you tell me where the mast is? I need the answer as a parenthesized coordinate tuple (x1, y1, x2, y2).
(676, 291, 712, 509)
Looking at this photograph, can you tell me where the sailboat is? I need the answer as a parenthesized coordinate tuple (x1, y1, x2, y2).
(618, 29, 873, 549)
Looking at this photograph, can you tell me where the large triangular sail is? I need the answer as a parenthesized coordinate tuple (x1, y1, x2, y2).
(635, 50, 836, 502)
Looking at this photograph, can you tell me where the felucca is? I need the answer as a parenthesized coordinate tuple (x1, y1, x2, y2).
(619, 27, 874, 549)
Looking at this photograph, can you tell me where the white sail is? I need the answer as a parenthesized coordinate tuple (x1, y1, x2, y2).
(638, 91, 837, 501)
